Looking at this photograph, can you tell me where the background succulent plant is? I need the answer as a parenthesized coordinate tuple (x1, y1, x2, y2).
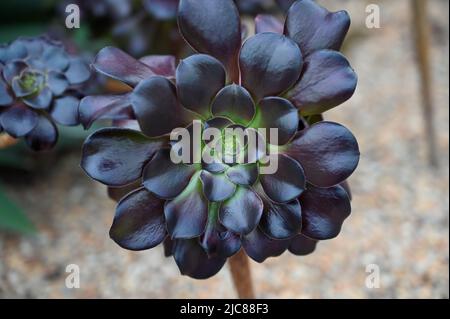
(0, 36, 91, 151)
(56, 0, 182, 57)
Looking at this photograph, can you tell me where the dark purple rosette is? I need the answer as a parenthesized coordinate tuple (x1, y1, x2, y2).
(0, 36, 91, 151)
(80, 0, 359, 279)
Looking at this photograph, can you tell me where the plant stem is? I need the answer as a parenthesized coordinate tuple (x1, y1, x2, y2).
(412, 0, 439, 168)
(0, 134, 17, 149)
(228, 249, 255, 299)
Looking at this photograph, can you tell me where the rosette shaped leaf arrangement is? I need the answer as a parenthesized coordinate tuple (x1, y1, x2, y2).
(0, 36, 91, 151)
(80, 0, 360, 279)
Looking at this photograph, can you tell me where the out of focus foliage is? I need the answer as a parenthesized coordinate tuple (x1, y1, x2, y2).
(0, 184, 35, 234)
(0, 0, 183, 56)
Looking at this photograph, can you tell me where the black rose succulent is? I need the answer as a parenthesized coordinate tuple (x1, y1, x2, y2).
(80, 0, 359, 279)
(0, 36, 91, 151)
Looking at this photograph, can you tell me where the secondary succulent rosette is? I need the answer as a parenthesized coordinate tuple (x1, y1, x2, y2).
(80, 0, 359, 279)
(0, 36, 91, 151)
(58, 0, 181, 57)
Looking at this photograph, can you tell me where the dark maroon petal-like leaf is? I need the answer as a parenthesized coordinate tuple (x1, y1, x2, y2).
(42, 44, 69, 71)
(139, 55, 176, 78)
(258, 185, 302, 239)
(173, 239, 226, 279)
(176, 54, 226, 117)
(1, 40, 27, 63)
(20, 37, 44, 57)
(219, 186, 263, 235)
(65, 57, 91, 85)
(243, 226, 290, 263)
(300, 184, 351, 240)
(288, 234, 318, 256)
(284, 0, 350, 56)
(131, 76, 192, 137)
(164, 173, 208, 239)
(253, 97, 298, 145)
(288, 50, 357, 115)
(178, 0, 241, 78)
(112, 119, 140, 130)
(143, 149, 198, 199)
(110, 187, 166, 251)
(81, 128, 165, 187)
(50, 96, 79, 126)
(0, 104, 38, 137)
(202, 151, 229, 174)
(79, 94, 133, 129)
(47, 71, 69, 95)
(240, 32, 302, 100)
(0, 77, 13, 106)
(2, 61, 27, 84)
(235, 0, 269, 15)
(22, 87, 53, 110)
(144, 0, 178, 20)
(211, 84, 255, 126)
(108, 180, 142, 202)
(11, 77, 35, 97)
(200, 202, 241, 258)
(225, 163, 258, 186)
(255, 14, 284, 34)
(204, 116, 234, 130)
(200, 170, 236, 202)
(24, 114, 58, 151)
(284, 121, 360, 187)
(93, 47, 154, 87)
(260, 154, 306, 203)
(276, 0, 295, 12)
(262, 201, 302, 239)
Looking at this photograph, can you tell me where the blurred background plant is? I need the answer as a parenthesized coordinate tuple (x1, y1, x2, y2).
(0, 0, 184, 235)
(0, 0, 183, 56)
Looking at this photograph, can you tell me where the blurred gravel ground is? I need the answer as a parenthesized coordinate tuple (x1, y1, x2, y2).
(0, 0, 448, 299)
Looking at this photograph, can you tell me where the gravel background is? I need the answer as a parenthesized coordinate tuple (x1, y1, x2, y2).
(0, 0, 448, 298)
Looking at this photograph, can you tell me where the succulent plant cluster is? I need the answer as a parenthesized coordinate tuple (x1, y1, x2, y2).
(59, 0, 181, 56)
(79, 0, 360, 279)
(0, 36, 91, 151)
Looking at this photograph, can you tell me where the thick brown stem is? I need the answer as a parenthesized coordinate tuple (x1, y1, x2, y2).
(412, 0, 439, 168)
(228, 249, 255, 299)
